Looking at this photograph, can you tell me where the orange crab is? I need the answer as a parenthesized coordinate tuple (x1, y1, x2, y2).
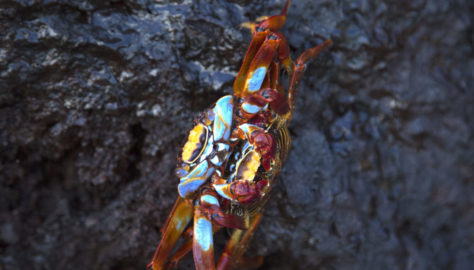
(148, 1, 332, 269)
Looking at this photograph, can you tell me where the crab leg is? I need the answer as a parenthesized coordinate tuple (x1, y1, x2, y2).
(167, 223, 224, 269)
(287, 39, 333, 114)
(168, 206, 252, 270)
(257, 0, 290, 32)
(191, 190, 230, 270)
(164, 238, 193, 269)
(234, 30, 268, 97)
(217, 213, 265, 270)
(243, 0, 290, 34)
(236, 37, 285, 120)
(235, 0, 291, 98)
(241, 36, 280, 98)
(148, 197, 193, 270)
(193, 205, 216, 270)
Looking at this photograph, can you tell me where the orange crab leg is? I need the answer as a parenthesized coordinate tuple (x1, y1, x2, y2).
(288, 39, 333, 114)
(259, 58, 282, 90)
(217, 229, 243, 270)
(167, 224, 223, 269)
(166, 238, 193, 269)
(193, 206, 216, 270)
(234, 38, 285, 120)
(241, 37, 280, 98)
(148, 197, 193, 270)
(257, 0, 290, 32)
(261, 70, 271, 90)
(217, 213, 265, 270)
(274, 32, 292, 72)
(233, 30, 268, 97)
(269, 61, 280, 90)
(234, 0, 291, 97)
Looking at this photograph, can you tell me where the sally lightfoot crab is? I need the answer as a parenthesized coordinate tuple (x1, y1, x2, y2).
(148, 1, 332, 269)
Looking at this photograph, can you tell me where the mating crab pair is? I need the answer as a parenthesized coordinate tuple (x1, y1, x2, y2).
(148, 1, 332, 269)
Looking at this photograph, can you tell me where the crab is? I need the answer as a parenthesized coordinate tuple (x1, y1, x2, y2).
(148, 1, 332, 269)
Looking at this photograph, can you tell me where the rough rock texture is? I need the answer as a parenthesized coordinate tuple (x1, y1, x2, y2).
(0, 0, 472, 269)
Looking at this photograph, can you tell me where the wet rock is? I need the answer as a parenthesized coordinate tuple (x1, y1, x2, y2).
(0, 0, 472, 270)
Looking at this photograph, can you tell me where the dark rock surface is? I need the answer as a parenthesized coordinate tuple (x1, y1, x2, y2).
(1, 0, 472, 269)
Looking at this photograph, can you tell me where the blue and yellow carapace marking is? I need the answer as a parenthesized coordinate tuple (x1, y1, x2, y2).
(178, 160, 215, 198)
(209, 142, 230, 166)
(213, 95, 233, 142)
(182, 123, 208, 164)
(246, 66, 267, 93)
(199, 136, 214, 163)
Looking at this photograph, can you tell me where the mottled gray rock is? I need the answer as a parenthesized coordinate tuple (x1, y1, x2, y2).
(0, 0, 472, 270)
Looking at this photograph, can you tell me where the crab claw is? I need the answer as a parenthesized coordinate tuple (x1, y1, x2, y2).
(237, 124, 276, 171)
(239, 87, 290, 119)
(200, 191, 250, 230)
(213, 180, 269, 204)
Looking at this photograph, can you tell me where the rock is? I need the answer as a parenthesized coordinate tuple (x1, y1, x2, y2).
(0, 0, 472, 269)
